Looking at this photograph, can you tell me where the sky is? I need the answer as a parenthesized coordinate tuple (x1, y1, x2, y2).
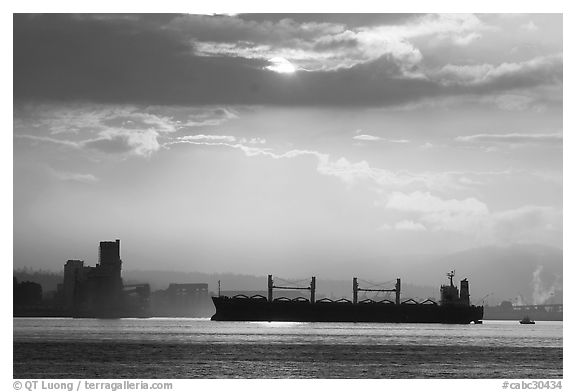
(13, 13, 563, 278)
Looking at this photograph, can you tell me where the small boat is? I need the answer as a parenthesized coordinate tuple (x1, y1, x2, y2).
(520, 316, 535, 324)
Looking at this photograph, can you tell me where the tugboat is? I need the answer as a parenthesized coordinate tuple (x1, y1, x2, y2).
(519, 316, 535, 324)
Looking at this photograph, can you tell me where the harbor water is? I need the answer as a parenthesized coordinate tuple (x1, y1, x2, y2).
(13, 318, 562, 379)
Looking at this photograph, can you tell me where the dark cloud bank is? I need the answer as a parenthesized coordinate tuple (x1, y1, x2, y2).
(14, 14, 561, 107)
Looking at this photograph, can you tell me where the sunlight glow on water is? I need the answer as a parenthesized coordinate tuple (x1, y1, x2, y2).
(13, 318, 562, 347)
(13, 318, 562, 379)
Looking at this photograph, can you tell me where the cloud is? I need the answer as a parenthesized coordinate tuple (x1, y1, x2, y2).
(169, 138, 549, 201)
(457, 177, 484, 186)
(83, 135, 135, 154)
(166, 139, 363, 185)
(488, 205, 562, 240)
(177, 135, 266, 145)
(352, 134, 410, 143)
(14, 103, 241, 158)
(172, 14, 412, 71)
(48, 168, 99, 184)
(377, 220, 427, 232)
(236, 14, 422, 29)
(385, 191, 489, 232)
(14, 102, 561, 250)
(353, 134, 382, 141)
(149, 136, 564, 246)
(370, 86, 561, 113)
(419, 142, 437, 150)
(167, 139, 325, 162)
(244, 137, 267, 145)
(184, 14, 490, 73)
(15, 110, 165, 158)
(15, 104, 182, 136)
(179, 134, 237, 143)
(434, 54, 562, 88)
(487, 94, 545, 112)
(83, 129, 161, 157)
(383, 190, 561, 244)
(15, 128, 163, 159)
(394, 220, 427, 231)
(166, 139, 481, 193)
(176, 107, 238, 128)
(456, 132, 562, 147)
(14, 134, 81, 149)
(520, 21, 539, 32)
(452, 32, 481, 46)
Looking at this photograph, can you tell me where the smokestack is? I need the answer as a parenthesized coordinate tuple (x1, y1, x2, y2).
(353, 277, 358, 304)
(310, 277, 316, 304)
(460, 279, 470, 306)
(268, 275, 273, 302)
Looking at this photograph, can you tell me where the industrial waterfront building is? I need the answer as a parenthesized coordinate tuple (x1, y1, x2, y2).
(61, 239, 150, 317)
(151, 283, 214, 317)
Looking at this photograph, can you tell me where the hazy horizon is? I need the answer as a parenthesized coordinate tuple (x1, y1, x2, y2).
(14, 14, 562, 279)
(14, 241, 564, 306)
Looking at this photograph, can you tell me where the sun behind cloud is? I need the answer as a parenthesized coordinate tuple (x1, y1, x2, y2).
(265, 57, 297, 74)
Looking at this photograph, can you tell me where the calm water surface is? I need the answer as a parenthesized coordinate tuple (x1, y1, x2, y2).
(13, 318, 562, 379)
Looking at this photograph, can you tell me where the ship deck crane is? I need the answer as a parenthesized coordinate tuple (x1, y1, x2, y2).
(353, 277, 401, 305)
(268, 275, 316, 304)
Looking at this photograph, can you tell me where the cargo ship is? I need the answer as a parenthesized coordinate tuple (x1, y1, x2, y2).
(211, 271, 483, 324)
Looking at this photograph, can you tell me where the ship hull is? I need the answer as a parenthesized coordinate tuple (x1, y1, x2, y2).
(211, 297, 483, 324)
